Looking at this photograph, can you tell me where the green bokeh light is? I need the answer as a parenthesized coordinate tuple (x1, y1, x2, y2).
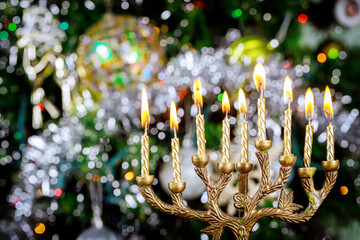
(8, 23, 17, 31)
(218, 93, 223, 102)
(328, 48, 339, 59)
(94, 42, 112, 62)
(127, 32, 136, 40)
(232, 9, 243, 18)
(0, 31, 9, 40)
(14, 131, 22, 140)
(127, 50, 141, 64)
(60, 22, 69, 31)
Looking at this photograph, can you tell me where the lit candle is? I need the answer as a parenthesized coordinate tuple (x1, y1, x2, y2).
(238, 89, 248, 163)
(221, 91, 231, 163)
(170, 101, 182, 183)
(253, 63, 267, 141)
(303, 88, 314, 168)
(193, 78, 206, 157)
(283, 76, 293, 156)
(323, 86, 334, 161)
(141, 88, 150, 176)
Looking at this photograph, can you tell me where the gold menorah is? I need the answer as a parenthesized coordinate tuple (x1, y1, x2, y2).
(136, 64, 339, 239)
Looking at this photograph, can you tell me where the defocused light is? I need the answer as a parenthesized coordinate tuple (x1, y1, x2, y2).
(35, 223, 46, 234)
(317, 53, 327, 63)
(340, 186, 348, 195)
(8, 23, 17, 31)
(60, 22, 69, 31)
(37, 103, 44, 112)
(0, 31, 9, 40)
(232, 9, 243, 18)
(54, 188, 63, 197)
(328, 48, 339, 59)
(93, 174, 100, 182)
(298, 14, 308, 24)
(217, 93, 223, 102)
(94, 42, 112, 61)
(125, 171, 134, 181)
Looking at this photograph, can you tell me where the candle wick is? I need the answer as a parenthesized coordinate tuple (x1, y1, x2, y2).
(260, 86, 264, 98)
(197, 104, 201, 115)
(287, 98, 291, 110)
(144, 123, 148, 135)
(308, 115, 312, 125)
(174, 129, 177, 138)
(225, 111, 229, 119)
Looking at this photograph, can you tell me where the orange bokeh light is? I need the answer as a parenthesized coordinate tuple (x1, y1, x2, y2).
(125, 171, 135, 181)
(340, 186, 348, 195)
(35, 223, 46, 234)
(317, 53, 327, 63)
(298, 14, 308, 24)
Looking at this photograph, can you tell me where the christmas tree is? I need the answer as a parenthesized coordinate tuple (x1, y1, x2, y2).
(0, 0, 359, 239)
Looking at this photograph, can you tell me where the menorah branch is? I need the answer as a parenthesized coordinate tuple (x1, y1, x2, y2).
(247, 152, 292, 212)
(250, 170, 338, 224)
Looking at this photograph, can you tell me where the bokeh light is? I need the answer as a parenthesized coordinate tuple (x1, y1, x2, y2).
(298, 14, 308, 24)
(317, 53, 327, 63)
(125, 171, 135, 181)
(34, 223, 46, 234)
(340, 186, 348, 195)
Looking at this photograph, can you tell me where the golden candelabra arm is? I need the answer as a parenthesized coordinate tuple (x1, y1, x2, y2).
(138, 150, 339, 240)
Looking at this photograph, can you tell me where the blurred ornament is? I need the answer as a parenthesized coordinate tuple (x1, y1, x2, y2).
(159, 138, 208, 200)
(17, 5, 65, 128)
(228, 36, 271, 65)
(76, 13, 165, 98)
(77, 226, 119, 240)
(335, 0, 360, 27)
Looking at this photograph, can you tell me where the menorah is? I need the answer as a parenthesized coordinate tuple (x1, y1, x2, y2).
(136, 64, 339, 240)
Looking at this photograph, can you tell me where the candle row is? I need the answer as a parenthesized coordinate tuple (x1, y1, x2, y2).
(139, 63, 335, 181)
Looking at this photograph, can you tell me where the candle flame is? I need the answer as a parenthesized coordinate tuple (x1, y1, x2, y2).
(305, 88, 314, 119)
(222, 91, 230, 113)
(238, 88, 247, 114)
(283, 75, 293, 103)
(193, 78, 203, 108)
(141, 88, 150, 129)
(323, 86, 334, 119)
(170, 101, 178, 131)
(253, 63, 266, 92)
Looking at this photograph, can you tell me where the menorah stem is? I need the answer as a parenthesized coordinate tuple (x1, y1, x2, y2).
(238, 173, 248, 195)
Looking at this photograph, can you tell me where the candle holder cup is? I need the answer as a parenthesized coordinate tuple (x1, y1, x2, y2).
(322, 160, 339, 171)
(168, 182, 186, 194)
(279, 155, 297, 167)
(192, 155, 210, 168)
(254, 140, 272, 151)
(136, 175, 154, 187)
(217, 162, 235, 174)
